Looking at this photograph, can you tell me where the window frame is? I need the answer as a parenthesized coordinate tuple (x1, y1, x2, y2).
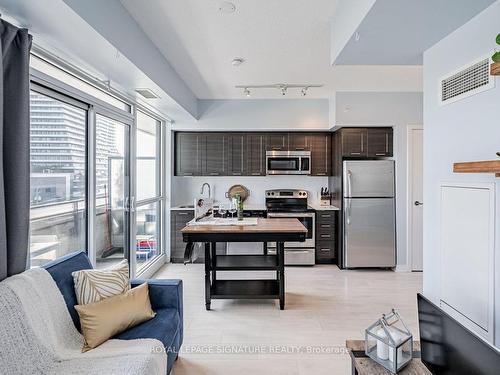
(29, 58, 169, 278)
(134, 109, 166, 276)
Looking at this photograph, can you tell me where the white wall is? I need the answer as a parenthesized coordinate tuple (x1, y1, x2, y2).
(173, 99, 330, 131)
(422, 1, 500, 346)
(334, 92, 424, 269)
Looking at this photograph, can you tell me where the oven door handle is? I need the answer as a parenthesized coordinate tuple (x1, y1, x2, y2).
(267, 212, 315, 218)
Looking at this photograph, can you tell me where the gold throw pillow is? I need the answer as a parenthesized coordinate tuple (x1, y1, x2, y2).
(75, 283, 156, 352)
(72, 259, 130, 305)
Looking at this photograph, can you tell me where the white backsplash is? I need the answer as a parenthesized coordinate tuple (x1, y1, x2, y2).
(171, 176, 329, 207)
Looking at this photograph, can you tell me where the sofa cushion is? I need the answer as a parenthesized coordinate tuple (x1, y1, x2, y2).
(114, 307, 181, 354)
(76, 283, 156, 352)
(72, 259, 130, 305)
(43, 251, 92, 330)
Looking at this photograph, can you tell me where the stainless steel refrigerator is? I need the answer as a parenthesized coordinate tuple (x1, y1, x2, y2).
(342, 160, 396, 268)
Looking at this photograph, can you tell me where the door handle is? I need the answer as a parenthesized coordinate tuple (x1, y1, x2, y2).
(414, 201, 423, 206)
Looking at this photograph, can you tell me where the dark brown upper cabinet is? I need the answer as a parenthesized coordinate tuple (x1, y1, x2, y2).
(266, 133, 289, 151)
(175, 132, 202, 176)
(340, 128, 367, 157)
(246, 133, 266, 176)
(226, 133, 246, 176)
(203, 133, 227, 176)
(339, 127, 393, 158)
(288, 133, 311, 151)
(310, 133, 331, 176)
(366, 128, 393, 157)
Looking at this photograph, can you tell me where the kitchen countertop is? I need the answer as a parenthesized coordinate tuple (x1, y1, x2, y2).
(171, 203, 267, 211)
(309, 203, 340, 211)
(171, 203, 339, 211)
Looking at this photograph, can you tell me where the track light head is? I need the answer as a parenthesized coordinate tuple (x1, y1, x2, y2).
(301, 87, 308, 96)
(281, 86, 287, 96)
(243, 87, 251, 97)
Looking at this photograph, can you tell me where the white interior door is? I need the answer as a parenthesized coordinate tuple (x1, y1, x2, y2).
(409, 128, 423, 271)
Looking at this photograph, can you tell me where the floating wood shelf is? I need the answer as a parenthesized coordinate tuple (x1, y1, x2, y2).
(491, 62, 500, 76)
(453, 160, 500, 177)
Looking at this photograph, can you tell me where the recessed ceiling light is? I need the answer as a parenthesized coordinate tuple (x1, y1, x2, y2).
(219, 2, 236, 14)
(231, 57, 245, 66)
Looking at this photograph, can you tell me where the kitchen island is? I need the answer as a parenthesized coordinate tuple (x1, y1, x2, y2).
(181, 218, 307, 310)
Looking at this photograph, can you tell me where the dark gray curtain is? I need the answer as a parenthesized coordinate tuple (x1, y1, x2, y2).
(0, 19, 32, 281)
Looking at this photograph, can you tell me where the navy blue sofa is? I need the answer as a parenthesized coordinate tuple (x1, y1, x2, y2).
(43, 251, 183, 374)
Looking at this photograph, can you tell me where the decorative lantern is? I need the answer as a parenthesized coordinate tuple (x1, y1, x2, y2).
(365, 309, 413, 373)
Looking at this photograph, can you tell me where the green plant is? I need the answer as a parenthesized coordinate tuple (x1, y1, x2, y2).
(493, 33, 500, 63)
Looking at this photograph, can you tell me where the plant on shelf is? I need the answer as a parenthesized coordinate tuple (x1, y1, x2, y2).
(492, 33, 500, 63)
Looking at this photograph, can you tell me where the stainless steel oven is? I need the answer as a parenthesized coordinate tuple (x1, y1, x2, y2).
(267, 212, 315, 248)
(266, 151, 311, 175)
(265, 189, 315, 265)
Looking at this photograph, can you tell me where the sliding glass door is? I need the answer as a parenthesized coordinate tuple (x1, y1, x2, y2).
(135, 111, 163, 274)
(29, 58, 167, 277)
(94, 113, 131, 269)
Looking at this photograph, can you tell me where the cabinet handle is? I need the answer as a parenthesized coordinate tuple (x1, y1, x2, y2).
(209, 172, 219, 176)
(320, 248, 331, 252)
(316, 172, 326, 176)
(251, 172, 262, 176)
(232, 172, 242, 175)
(375, 153, 386, 156)
(320, 224, 331, 228)
(177, 212, 189, 215)
(320, 234, 331, 238)
(350, 152, 361, 155)
(386, 133, 389, 153)
(295, 147, 305, 150)
(321, 214, 332, 218)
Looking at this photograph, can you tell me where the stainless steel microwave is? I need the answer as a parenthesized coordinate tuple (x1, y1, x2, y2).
(265, 151, 311, 175)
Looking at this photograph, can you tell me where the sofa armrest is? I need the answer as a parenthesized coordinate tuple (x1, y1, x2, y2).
(131, 279, 183, 317)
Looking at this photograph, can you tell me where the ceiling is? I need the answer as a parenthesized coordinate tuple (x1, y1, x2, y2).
(120, 0, 423, 99)
(334, 0, 496, 65)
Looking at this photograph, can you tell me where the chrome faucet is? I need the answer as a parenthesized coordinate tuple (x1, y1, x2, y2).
(200, 182, 211, 198)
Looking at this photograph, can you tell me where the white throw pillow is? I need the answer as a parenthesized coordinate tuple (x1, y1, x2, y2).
(72, 259, 130, 305)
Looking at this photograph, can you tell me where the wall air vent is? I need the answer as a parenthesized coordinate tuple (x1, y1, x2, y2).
(440, 56, 494, 105)
(135, 88, 160, 99)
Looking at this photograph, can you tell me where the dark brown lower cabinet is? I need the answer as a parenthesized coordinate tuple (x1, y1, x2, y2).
(171, 210, 194, 263)
(170, 210, 227, 263)
(315, 210, 337, 264)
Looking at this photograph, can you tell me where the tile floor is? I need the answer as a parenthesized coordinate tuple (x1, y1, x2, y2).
(154, 264, 422, 375)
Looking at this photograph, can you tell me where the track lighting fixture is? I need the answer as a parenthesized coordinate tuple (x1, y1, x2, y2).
(235, 83, 322, 97)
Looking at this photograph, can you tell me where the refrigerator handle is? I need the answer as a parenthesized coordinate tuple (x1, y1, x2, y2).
(347, 198, 352, 225)
(347, 169, 353, 198)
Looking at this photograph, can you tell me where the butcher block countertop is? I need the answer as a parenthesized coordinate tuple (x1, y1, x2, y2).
(181, 218, 307, 234)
